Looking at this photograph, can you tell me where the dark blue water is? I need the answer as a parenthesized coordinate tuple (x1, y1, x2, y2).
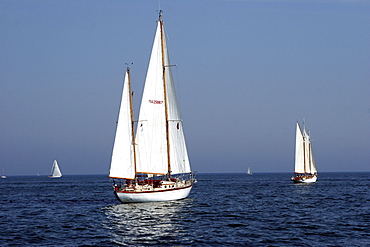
(1, 173, 369, 246)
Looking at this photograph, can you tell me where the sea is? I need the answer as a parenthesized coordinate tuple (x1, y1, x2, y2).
(1, 173, 369, 246)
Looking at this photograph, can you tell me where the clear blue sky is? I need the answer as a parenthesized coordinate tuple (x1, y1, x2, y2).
(1, 0, 369, 175)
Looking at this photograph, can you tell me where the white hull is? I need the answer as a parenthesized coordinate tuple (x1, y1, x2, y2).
(115, 185, 193, 203)
(292, 175, 317, 183)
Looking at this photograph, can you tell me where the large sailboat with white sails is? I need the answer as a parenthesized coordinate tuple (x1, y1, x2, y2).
(291, 121, 318, 183)
(109, 11, 195, 203)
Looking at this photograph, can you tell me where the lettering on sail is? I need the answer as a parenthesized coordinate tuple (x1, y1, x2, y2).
(149, 99, 163, 104)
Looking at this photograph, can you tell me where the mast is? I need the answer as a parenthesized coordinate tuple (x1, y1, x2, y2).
(303, 120, 308, 174)
(303, 134, 306, 174)
(127, 67, 137, 179)
(159, 10, 172, 179)
(308, 142, 312, 174)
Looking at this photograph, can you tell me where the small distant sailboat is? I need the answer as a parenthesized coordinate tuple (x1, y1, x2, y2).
(291, 121, 318, 183)
(247, 167, 252, 175)
(49, 160, 62, 178)
(109, 11, 195, 203)
(1, 168, 6, 179)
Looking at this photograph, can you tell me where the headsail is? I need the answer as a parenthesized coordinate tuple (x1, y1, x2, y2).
(165, 38, 191, 175)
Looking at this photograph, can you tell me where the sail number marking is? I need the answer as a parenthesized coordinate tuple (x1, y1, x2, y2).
(149, 100, 163, 104)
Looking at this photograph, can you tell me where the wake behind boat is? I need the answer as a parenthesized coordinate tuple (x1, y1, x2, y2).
(49, 160, 62, 178)
(109, 11, 195, 203)
(291, 121, 318, 183)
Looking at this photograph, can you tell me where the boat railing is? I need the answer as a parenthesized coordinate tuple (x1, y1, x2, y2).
(112, 172, 196, 192)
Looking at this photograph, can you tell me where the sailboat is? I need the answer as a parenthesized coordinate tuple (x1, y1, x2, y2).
(291, 121, 318, 183)
(109, 11, 195, 203)
(247, 167, 252, 175)
(49, 160, 62, 178)
(1, 168, 6, 179)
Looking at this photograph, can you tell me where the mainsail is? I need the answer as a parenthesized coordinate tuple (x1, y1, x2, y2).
(109, 68, 135, 179)
(135, 17, 191, 176)
(294, 122, 305, 174)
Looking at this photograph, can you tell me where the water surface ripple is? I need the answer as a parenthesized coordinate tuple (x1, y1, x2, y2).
(1, 173, 369, 246)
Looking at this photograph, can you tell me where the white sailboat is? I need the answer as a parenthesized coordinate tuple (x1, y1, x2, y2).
(49, 160, 62, 178)
(247, 167, 252, 175)
(291, 121, 318, 183)
(109, 11, 195, 203)
(1, 168, 6, 179)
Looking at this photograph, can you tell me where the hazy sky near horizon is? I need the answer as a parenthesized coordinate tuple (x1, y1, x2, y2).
(1, 0, 369, 176)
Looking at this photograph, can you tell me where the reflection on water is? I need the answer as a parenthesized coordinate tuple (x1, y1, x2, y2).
(291, 182, 317, 196)
(103, 199, 194, 245)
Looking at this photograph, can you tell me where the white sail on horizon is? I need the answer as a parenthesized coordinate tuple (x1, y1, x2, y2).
(50, 160, 62, 178)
